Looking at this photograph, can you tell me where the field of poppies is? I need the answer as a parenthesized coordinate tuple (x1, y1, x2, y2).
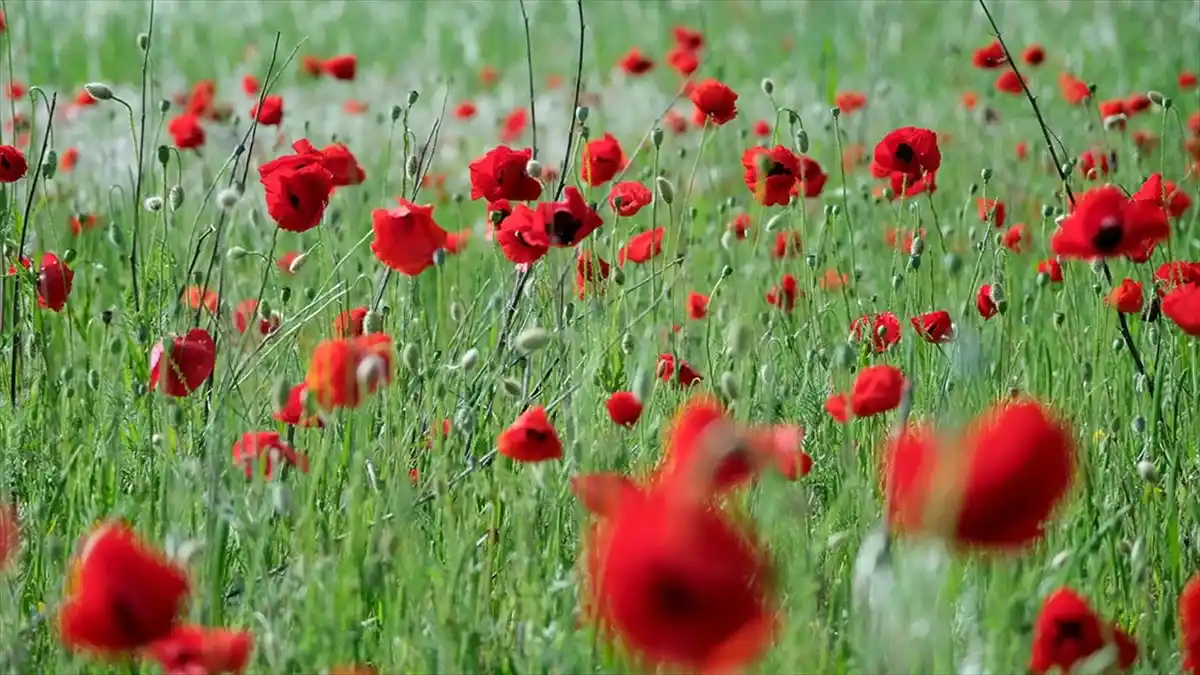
(1, 0, 1200, 672)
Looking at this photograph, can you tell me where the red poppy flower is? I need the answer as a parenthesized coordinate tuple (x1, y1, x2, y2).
(232, 299, 278, 337)
(454, 101, 477, 120)
(261, 139, 365, 188)
(581, 133, 626, 187)
(1078, 148, 1114, 179)
(536, 186, 603, 247)
(886, 399, 1074, 550)
(497, 406, 562, 463)
(469, 145, 542, 202)
(1163, 283, 1200, 336)
(619, 48, 654, 75)
(995, 70, 1026, 94)
(274, 383, 324, 428)
(58, 522, 189, 655)
(911, 310, 953, 344)
(850, 312, 901, 353)
(618, 228, 665, 265)
(1059, 72, 1091, 105)
(826, 364, 905, 424)
(1029, 588, 1138, 675)
(73, 88, 97, 106)
(184, 80, 216, 118)
(322, 54, 357, 80)
(577, 476, 777, 673)
(1038, 258, 1064, 283)
(1098, 99, 1127, 129)
(1125, 93, 1151, 116)
(57, 147, 79, 173)
(1133, 173, 1192, 219)
(1002, 224, 1028, 253)
(496, 204, 550, 265)
(665, 45, 699, 76)
(306, 334, 394, 410)
(789, 156, 828, 199)
(371, 199, 449, 276)
(146, 625, 254, 675)
(232, 431, 309, 479)
(1022, 44, 1046, 66)
(976, 284, 999, 319)
(834, 91, 867, 115)
(261, 163, 334, 233)
(166, 113, 205, 150)
(1191, 112, 1200, 137)
(873, 127, 941, 179)
(0, 502, 18, 571)
(971, 40, 1007, 68)
(1051, 185, 1170, 260)
(1106, 278, 1144, 314)
(742, 145, 800, 207)
(750, 119, 770, 138)
(977, 198, 1006, 228)
(1155, 261, 1200, 293)
(686, 291, 709, 320)
(1182, 71, 1198, 89)
(728, 213, 752, 240)
(771, 231, 802, 259)
(249, 95, 283, 126)
(657, 353, 702, 387)
(1181, 573, 1200, 674)
(575, 250, 611, 299)
(334, 306, 368, 337)
(0, 144, 27, 182)
(672, 25, 704, 50)
(500, 108, 528, 143)
(609, 181, 652, 217)
(689, 79, 738, 126)
(241, 74, 259, 96)
(606, 391, 643, 427)
(4, 81, 25, 99)
(1133, 130, 1159, 154)
(1016, 141, 1029, 160)
(150, 329, 216, 398)
(185, 286, 218, 314)
(817, 269, 849, 292)
(300, 55, 323, 76)
(35, 252, 73, 312)
(887, 170, 938, 200)
(765, 273, 801, 312)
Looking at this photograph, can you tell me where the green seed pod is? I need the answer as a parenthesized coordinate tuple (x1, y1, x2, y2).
(515, 327, 551, 353)
(87, 369, 101, 391)
(457, 348, 480, 371)
(500, 377, 523, 398)
(651, 127, 664, 148)
(620, 332, 634, 354)
(719, 371, 740, 400)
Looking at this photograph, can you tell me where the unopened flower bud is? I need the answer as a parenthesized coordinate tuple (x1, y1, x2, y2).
(1041, 204, 1055, 218)
(612, 266, 625, 285)
(719, 371, 740, 400)
(405, 155, 420, 179)
(721, 264, 733, 279)
(1102, 113, 1127, 131)
(158, 99, 170, 113)
(652, 127, 664, 148)
(42, 150, 57, 179)
(144, 196, 163, 212)
(1160, 96, 1173, 110)
(765, 212, 785, 232)
(1147, 90, 1165, 106)
(830, 106, 841, 119)
(137, 32, 149, 50)
(620, 332, 635, 355)
(356, 355, 387, 392)
(84, 82, 114, 101)
(226, 246, 248, 261)
(157, 144, 170, 167)
(795, 129, 809, 153)
(575, 106, 589, 123)
(457, 348, 480, 371)
(390, 104, 402, 121)
(1136, 459, 1158, 483)
(720, 230, 736, 251)
(287, 253, 308, 274)
(760, 78, 775, 95)
(909, 236, 925, 256)
(401, 342, 420, 370)
(432, 248, 446, 266)
(217, 186, 241, 209)
(1053, 311, 1065, 328)
(363, 310, 384, 334)
(980, 167, 993, 183)
(168, 185, 185, 210)
(500, 377, 523, 398)
(515, 327, 551, 353)
(579, 125, 590, 140)
(881, 186, 894, 200)
(656, 176, 675, 205)
(406, 90, 420, 107)
(525, 159, 542, 179)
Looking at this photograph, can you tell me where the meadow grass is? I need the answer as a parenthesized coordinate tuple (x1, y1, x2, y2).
(1, 0, 1200, 672)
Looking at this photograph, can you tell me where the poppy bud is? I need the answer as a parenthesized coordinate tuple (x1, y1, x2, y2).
(764, 212, 785, 233)
(225, 246, 249, 262)
(401, 342, 420, 370)
(1060, 162, 1074, 177)
(101, 308, 114, 325)
(1050, 550, 1072, 569)
(1102, 113, 1127, 131)
(620, 332, 634, 354)
(943, 252, 962, 275)
(881, 186, 894, 200)
(574, 106, 589, 123)
(988, 282, 1007, 312)
(720, 230, 736, 251)
(726, 320, 751, 356)
(833, 342, 855, 368)
(1136, 459, 1158, 483)
(390, 104, 402, 121)
(1092, 282, 1104, 296)
(515, 326, 551, 353)
(909, 236, 925, 256)
(1111, 338, 1124, 353)
(1160, 96, 1173, 110)
(407, 90, 420, 107)
(168, 185, 185, 211)
(805, 253, 818, 268)
(271, 378, 291, 413)
(156, 145, 170, 167)
(721, 264, 734, 279)
(500, 376, 523, 398)
(651, 127, 664, 148)
(405, 155, 419, 179)
(908, 254, 921, 270)
(158, 99, 170, 113)
(562, 302, 574, 322)
(655, 176, 674, 205)
(795, 129, 809, 153)
(456, 348, 480, 371)
(363, 310, 383, 335)
(137, 32, 149, 50)
(448, 301, 462, 324)
(760, 78, 775, 95)
(891, 274, 903, 290)
(1040, 204, 1055, 219)
(144, 196, 164, 212)
(287, 253, 308, 274)
(719, 371, 740, 400)
(632, 370, 652, 401)
(151, 433, 165, 447)
(612, 266, 625, 285)
(217, 186, 242, 209)
(84, 82, 114, 101)
(980, 167, 993, 183)
(830, 106, 841, 119)
(109, 337, 123, 355)
(525, 159, 542, 179)
(42, 151, 57, 179)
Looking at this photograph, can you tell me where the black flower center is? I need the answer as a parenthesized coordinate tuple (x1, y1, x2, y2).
(524, 428, 549, 442)
(894, 142, 915, 164)
(548, 210, 583, 246)
(766, 161, 792, 177)
(1054, 618, 1085, 643)
(1091, 216, 1124, 252)
(0, 156, 9, 169)
(653, 576, 699, 617)
(287, 191, 301, 209)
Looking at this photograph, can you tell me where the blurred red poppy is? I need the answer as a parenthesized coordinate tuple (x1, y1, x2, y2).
(232, 431, 309, 479)
(1105, 278, 1144, 314)
(1051, 185, 1169, 260)
(686, 291, 709, 320)
(150, 329, 217, 397)
(618, 228, 665, 265)
(323, 54, 356, 80)
(468, 145, 542, 202)
(911, 310, 954, 344)
(36, 252, 73, 312)
(249, 95, 283, 125)
(497, 406, 563, 462)
(262, 163, 334, 232)
(581, 133, 626, 187)
(1029, 588, 1137, 675)
(371, 199, 448, 276)
(619, 48, 654, 75)
(825, 364, 905, 424)
(605, 391, 643, 427)
(146, 625, 254, 675)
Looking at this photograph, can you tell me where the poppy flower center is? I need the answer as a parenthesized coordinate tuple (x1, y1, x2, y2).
(1091, 216, 1124, 252)
(1053, 618, 1085, 643)
(652, 575, 700, 617)
(894, 142, 915, 165)
(548, 211, 583, 246)
(524, 428, 549, 442)
(287, 191, 301, 209)
(0, 156, 9, 169)
(766, 161, 792, 177)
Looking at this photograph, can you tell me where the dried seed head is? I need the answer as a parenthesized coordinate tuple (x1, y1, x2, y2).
(457, 348, 480, 371)
(217, 186, 242, 209)
(84, 82, 114, 101)
(515, 326, 551, 353)
(656, 176, 675, 205)
(525, 159, 542, 179)
(144, 196, 163, 212)
(760, 78, 775, 95)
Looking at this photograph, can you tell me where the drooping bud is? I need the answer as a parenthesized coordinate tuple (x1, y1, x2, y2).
(168, 185, 185, 211)
(217, 186, 242, 210)
(158, 99, 170, 114)
(390, 104, 402, 121)
(157, 145, 170, 167)
(721, 264, 733, 279)
(719, 371, 740, 400)
(1102, 114, 1127, 131)
(363, 310, 384, 334)
(795, 129, 809, 153)
(137, 33, 150, 50)
(525, 159, 542, 179)
(1147, 90, 1166, 106)
(84, 82, 114, 101)
(226, 246, 248, 261)
(760, 78, 775, 95)
(655, 176, 675, 205)
(619, 332, 634, 354)
(765, 212, 785, 232)
(287, 253, 308, 274)
(456, 348, 480, 371)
